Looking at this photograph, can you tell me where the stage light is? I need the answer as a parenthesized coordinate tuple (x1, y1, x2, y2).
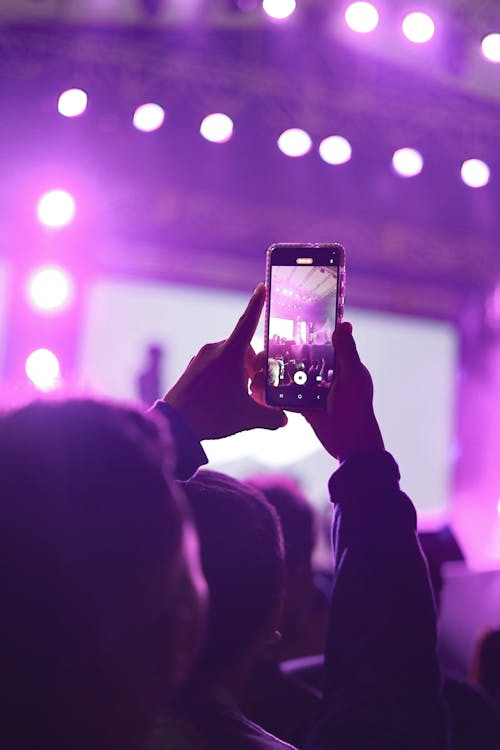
(133, 103, 165, 133)
(262, 0, 296, 20)
(27, 267, 72, 313)
(402, 12, 435, 44)
(319, 136, 352, 165)
(57, 88, 88, 118)
(25, 348, 61, 392)
(200, 113, 234, 143)
(392, 147, 424, 177)
(461, 159, 490, 188)
(481, 34, 500, 63)
(277, 128, 312, 157)
(37, 190, 76, 228)
(344, 2, 379, 34)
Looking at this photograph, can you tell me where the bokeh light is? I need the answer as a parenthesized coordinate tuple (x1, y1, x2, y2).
(402, 12, 435, 44)
(25, 349, 61, 392)
(133, 103, 165, 133)
(200, 113, 234, 143)
(37, 190, 76, 228)
(277, 128, 312, 157)
(27, 267, 73, 313)
(344, 2, 379, 34)
(461, 159, 490, 188)
(319, 135, 352, 165)
(392, 147, 424, 177)
(481, 34, 500, 63)
(262, 0, 296, 20)
(57, 88, 88, 118)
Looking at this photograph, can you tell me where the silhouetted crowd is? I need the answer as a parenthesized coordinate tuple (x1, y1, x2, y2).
(2, 284, 500, 750)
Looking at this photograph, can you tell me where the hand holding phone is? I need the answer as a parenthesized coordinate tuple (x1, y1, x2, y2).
(264, 243, 345, 412)
(163, 285, 287, 441)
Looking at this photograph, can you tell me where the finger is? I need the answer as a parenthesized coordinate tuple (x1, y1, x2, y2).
(249, 371, 266, 405)
(244, 345, 259, 380)
(225, 283, 266, 353)
(244, 398, 288, 431)
(332, 321, 361, 375)
(253, 350, 267, 371)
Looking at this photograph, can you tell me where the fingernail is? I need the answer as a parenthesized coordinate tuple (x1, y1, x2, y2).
(253, 282, 265, 295)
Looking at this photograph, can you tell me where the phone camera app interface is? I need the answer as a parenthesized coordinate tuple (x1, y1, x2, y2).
(268, 263, 338, 404)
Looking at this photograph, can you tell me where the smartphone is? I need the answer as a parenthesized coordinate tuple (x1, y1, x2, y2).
(264, 243, 345, 411)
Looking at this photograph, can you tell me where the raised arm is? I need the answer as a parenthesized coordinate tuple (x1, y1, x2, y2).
(303, 323, 447, 750)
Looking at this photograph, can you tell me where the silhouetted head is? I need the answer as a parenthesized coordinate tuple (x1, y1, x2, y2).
(0, 399, 206, 750)
(246, 476, 316, 644)
(472, 629, 500, 703)
(183, 470, 285, 680)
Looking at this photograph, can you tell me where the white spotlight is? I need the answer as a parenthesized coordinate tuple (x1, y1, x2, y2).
(277, 128, 312, 157)
(25, 349, 61, 392)
(27, 267, 73, 313)
(37, 190, 76, 228)
(461, 159, 490, 189)
(319, 136, 352, 165)
(133, 103, 165, 133)
(57, 88, 88, 118)
(200, 113, 234, 143)
(392, 148, 424, 177)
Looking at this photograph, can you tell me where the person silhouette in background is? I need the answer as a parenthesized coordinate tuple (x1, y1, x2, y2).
(137, 344, 165, 405)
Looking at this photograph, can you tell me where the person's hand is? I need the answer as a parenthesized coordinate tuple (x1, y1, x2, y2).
(303, 322, 384, 462)
(163, 284, 287, 441)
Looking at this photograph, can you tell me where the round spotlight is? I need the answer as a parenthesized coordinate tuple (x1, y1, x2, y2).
(392, 147, 424, 177)
(25, 348, 61, 392)
(262, 0, 296, 20)
(277, 128, 312, 157)
(200, 113, 234, 143)
(319, 135, 352, 165)
(481, 33, 500, 63)
(461, 159, 490, 188)
(402, 12, 435, 44)
(57, 88, 88, 118)
(133, 103, 165, 133)
(344, 2, 379, 34)
(27, 267, 72, 313)
(37, 190, 76, 228)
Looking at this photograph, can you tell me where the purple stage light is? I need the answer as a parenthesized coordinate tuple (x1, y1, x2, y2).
(277, 128, 312, 157)
(27, 267, 72, 313)
(344, 2, 379, 34)
(25, 348, 61, 392)
(392, 147, 424, 177)
(200, 113, 234, 143)
(319, 135, 352, 165)
(262, 0, 296, 20)
(37, 190, 76, 228)
(481, 33, 500, 63)
(133, 103, 165, 133)
(57, 88, 88, 118)
(402, 12, 435, 44)
(461, 159, 490, 188)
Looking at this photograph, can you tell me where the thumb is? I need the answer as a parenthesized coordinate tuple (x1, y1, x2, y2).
(243, 399, 288, 431)
(332, 322, 361, 375)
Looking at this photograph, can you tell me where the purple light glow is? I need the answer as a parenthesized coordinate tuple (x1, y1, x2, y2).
(392, 147, 424, 177)
(402, 12, 435, 44)
(262, 0, 296, 20)
(25, 348, 61, 392)
(200, 113, 234, 143)
(133, 103, 165, 133)
(37, 190, 76, 228)
(481, 33, 500, 63)
(27, 267, 72, 313)
(277, 128, 312, 157)
(461, 159, 490, 188)
(344, 2, 379, 34)
(57, 88, 88, 118)
(319, 135, 352, 165)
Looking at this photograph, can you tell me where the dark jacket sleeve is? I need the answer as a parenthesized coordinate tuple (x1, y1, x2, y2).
(305, 451, 448, 750)
(152, 401, 208, 481)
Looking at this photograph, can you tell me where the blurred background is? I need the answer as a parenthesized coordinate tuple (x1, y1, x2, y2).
(1, 0, 500, 673)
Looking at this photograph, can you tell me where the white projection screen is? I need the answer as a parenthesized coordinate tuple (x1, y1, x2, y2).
(78, 277, 457, 520)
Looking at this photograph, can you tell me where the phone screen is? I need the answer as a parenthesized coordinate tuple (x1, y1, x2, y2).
(265, 245, 344, 411)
